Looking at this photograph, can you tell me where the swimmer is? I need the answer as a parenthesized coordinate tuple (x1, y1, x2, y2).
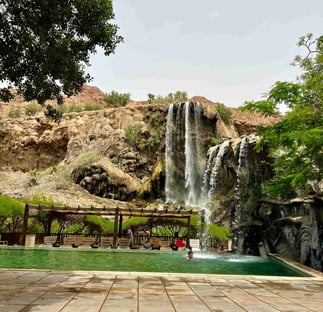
(187, 250, 193, 260)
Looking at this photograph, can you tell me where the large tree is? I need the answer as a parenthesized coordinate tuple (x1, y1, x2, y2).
(242, 34, 323, 198)
(0, 0, 123, 105)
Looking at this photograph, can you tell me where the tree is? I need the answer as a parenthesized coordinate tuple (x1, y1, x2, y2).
(0, 0, 123, 106)
(241, 34, 323, 197)
(0, 195, 24, 233)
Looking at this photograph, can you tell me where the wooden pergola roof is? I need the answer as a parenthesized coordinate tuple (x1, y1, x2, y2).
(22, 203, 204, 248)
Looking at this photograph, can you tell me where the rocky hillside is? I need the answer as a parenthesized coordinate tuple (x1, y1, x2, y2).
(0, 86, 280, 208)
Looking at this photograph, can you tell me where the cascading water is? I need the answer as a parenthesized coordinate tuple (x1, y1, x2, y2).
(165, 103, 176, 203)
(165, 102, 204, 206)
(206, 140, 231, 199)
(232, 137, 249, 254)
(233, 136, 249, 226)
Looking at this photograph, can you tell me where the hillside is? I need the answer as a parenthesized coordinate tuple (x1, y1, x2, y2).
(0, 86, 280, 208)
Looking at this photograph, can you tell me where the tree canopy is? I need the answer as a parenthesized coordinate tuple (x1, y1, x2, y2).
(241, 34, 323, 197)
(0, 0, 123, 105)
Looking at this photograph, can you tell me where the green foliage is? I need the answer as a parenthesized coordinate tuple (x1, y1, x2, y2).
(104, 91, 130, 107)
(216, 103, 232, 124)
(72, 151, 100, 170)
(0, 0, 123, 106)
(8, 108, 21, 118)
(123, 217, 149, 230)
(85, 215, 114, 234)
(29, 169, 39, 177)
(241, 34, 323, 197)
(66, 103, 83, 113)
(0, 195, 24, 217)
(147, 91, 188, 104)
(207, 224, 232, 242)
(124, 123, 143, 148)
(83, 102, 103, 111)
(52, 167, 72, 190)
(23, 193, 63, 207)
(25, 101, 42, 116)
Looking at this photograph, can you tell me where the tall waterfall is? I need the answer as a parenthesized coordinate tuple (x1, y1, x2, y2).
(165, 102, 203, 206)
(165, 103, 175, 203)
(233, 137, 249, 226)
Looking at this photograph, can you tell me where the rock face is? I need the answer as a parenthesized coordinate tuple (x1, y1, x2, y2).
(202, 135, 323, 272)
(0, 87, 279, 203)
(71, 159, 138, 201)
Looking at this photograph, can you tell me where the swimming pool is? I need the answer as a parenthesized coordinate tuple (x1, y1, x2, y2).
(0, 247, 310, 277)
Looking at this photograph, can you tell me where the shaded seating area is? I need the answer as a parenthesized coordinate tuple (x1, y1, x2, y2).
(22, 204, 202, 250)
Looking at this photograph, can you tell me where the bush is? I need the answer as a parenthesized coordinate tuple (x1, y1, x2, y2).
(124, 123, 143, 147)
(8, 108, 21, 118)
(147, 91, 188, 104)
(104, 91, 130, 107)
(25, 101, 42, 116)
(216, 103, 232, 124)
(83, 102, 103, 111)
(67, 103, 83, 113)
(207, 224, 232, 242)
(0, 195, 24, 217)
(72, 151, 100, 170)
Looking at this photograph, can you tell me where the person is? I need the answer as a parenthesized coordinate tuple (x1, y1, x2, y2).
(170, 241, 178, 251)
(187, 250, 193, 260)
(127, 227, 134, 244)
(142, 237, 152, 249)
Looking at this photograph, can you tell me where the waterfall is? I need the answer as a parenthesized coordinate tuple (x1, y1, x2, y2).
(207, 140, 230, 198)
(233, 137, 249, 226)
(165, 103, 175, 203)
(165, 102, 203, 206)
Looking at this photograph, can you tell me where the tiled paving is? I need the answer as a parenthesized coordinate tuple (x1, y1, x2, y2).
(0, 269, 322, 311)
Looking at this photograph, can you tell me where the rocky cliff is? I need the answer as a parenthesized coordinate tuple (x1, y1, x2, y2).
(0, 86, 279, 207)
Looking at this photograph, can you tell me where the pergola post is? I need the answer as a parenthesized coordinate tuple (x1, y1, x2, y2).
(21, 203, 29, 246)
(200, 209, 205, 250)
(46, 212, 53, 236)
(118, 214, 123, 237)
(112, 208, 119, 248)
(186, 216, 191, 248)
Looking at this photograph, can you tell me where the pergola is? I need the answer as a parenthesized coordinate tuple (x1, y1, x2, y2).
(22, 203, 204, 248)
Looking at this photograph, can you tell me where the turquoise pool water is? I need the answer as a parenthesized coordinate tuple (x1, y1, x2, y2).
(0, 247, 309, 277)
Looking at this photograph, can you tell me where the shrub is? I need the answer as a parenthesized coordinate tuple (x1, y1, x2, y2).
(216, 103, 232, 125)
(104, 91, 130, 107)
(25, 101, 42, 116)
(124, 123, 143, 148)
(67, 103, 83, 113)
(72, 151, 100, 170)
(0, 195, 24, 217)
(8, 108, 21, 118)
(207, 224, 232, 242)
(83, 102, 103, 111)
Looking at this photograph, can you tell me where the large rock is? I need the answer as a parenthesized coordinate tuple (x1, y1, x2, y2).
(71, 159, 138, 201)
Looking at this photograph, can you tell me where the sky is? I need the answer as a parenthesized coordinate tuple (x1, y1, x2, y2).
(87, 0, 323, 108)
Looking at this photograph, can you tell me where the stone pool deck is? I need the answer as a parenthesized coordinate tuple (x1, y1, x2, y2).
(0, 269, 322, 312)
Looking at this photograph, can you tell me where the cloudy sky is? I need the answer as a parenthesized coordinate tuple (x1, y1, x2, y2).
(87, 0, 323, 108)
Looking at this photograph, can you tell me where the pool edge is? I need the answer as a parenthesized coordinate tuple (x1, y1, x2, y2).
(268, 253, 323, 279)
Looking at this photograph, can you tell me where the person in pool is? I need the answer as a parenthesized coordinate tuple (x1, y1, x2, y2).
(187, 250, 193, 260)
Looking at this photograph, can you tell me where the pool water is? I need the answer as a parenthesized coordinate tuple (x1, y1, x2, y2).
(0, 247, 309, 277)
